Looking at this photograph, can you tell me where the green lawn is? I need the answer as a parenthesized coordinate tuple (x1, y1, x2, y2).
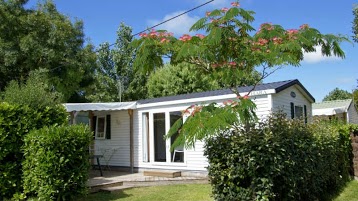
(78, 180, 358, 201)
(78, 184, 213, 201)
(333, 180, 358, 201)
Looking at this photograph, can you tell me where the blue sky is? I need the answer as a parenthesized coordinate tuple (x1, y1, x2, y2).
(26, 0, 358, 102)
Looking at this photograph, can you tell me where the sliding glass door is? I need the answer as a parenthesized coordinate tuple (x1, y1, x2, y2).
(152, 111, 184, 163)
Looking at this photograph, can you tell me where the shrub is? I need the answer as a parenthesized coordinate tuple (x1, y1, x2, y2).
(1, 69, 63, 108)
(23, 124, 92, 200)
(0, 102, 67, 199)
(204, 113, 353, 201)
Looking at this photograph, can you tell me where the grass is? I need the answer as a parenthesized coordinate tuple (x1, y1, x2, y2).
(333, 180, 358, 201)
(77, 184, 213, 201)
(77, 180, 358, 201)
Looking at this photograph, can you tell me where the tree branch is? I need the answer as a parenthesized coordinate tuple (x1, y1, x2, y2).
(245, 64, 284, 96)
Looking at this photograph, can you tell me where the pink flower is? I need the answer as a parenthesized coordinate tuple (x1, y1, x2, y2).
(228, 61, 237, 66)
(210, 18, 218, 23)
(272, 37, 282, 45)
(299, 24, 309, 29)
(149, 31, 157, 37)
(231, 101, 238, 107)
(183, 109, 190, 115)
(221, 7, 229, 12)
(243, 95, 249, 99)
(160, 38, 169, 43)
(195, 34, 205, 39)
(286, 29, 298, 34)
(206, 11, 211, 16)
(257, 38, 268, 45)
(139, 33, 147, 38)
(179, 34, 192, 42)
(286, 29, 299, 40)
(231, 2, 240, 7)
(260, 23, 273, 31)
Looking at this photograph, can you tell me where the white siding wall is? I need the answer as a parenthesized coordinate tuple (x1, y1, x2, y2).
(271, 86, 313, 121)
(133, 94, 270, 171)
(348, 104, 358, 124)
(93, 110, 130, 167)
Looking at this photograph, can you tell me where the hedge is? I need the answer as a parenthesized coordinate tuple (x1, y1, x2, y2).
(23, 124, 92, 200)
(0, 102, 67, 199)
(204, 113, 354, 201)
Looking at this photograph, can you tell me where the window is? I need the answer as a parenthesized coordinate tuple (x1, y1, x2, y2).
(93, 115, 111, 140)
(295, 105, 303, 119)
(96, 116, 106, 139)
(290, 102, 307, 122)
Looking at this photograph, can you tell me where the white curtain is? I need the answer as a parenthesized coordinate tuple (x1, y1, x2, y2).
(142, 113, 149, 162)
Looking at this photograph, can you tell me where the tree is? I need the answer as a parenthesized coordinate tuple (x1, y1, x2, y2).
(132, 2, 347, 149)
(0, 0, 97, 102)
(147, 62, 262, 98)
(323, 88, 352, 101)
(353, 89, 358, 107)
(1, 68, 63, 108)
(353, 5, 358, 42)
(87, 23, 146, 102)
(147, 63, 219, 98)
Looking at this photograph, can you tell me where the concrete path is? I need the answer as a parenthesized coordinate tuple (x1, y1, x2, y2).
(88, 170, 209, 193)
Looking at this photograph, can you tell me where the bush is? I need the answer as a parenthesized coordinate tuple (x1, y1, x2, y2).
(0, 102, 67, 199)
(204, 113, 353, 201)
(23, 125, 92, 200)
(1, 69, 63, 108)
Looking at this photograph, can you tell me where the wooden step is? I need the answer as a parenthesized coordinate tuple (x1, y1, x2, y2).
(90, 181, 124, 193)
(143, 170, 181, 178)
(100, 185, 134, 193)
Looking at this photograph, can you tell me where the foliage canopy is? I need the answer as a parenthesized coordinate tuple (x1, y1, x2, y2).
(323, 87, 352, 101)
(147, 62, 262, 98)
(0, 0, 97, 101)
(132, 2, 347, 149)
(132, 3, 347, 95)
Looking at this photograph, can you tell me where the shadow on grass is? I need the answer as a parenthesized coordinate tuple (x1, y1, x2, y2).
(320, 178, 353, 201)
(76, 191, 133, 201)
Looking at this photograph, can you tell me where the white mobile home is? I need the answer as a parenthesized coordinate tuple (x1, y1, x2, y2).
(65, 79, 314, 174)
(312, 99, 358, 124)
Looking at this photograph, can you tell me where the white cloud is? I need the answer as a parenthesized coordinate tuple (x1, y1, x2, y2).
(147, 11, 200, 36)
(303, 46, 342, 63)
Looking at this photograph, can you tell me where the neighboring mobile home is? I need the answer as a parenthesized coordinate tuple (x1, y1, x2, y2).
(65, 79, 315, 175)
(312, 99, 358, 124)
